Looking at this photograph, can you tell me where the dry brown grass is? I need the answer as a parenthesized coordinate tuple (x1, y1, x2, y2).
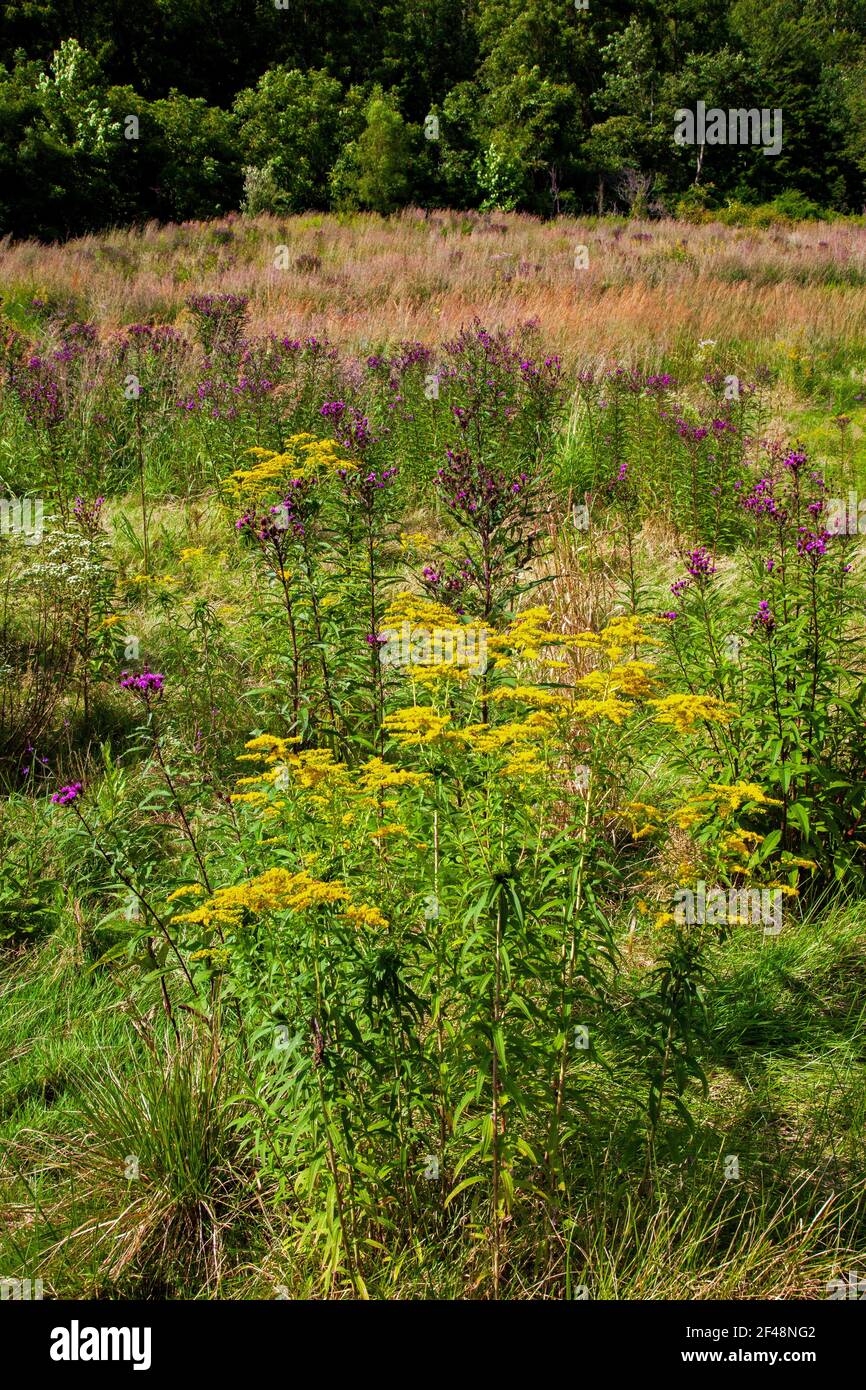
(3, 210, 866, 361)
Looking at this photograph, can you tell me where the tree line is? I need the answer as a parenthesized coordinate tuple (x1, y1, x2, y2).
(1, 0, 865, 238)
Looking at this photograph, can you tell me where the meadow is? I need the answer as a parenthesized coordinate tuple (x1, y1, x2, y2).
(1, 211, 865, 1300)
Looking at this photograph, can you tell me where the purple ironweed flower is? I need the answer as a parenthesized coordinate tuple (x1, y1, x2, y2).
(120, 669, 165, 698)
(685, 546, 716, 580)
(782, 448, 807, 473)
(52, 782, 83, 806)
(10, 356, 65, 428)
(766, 558, 775, 573)
(742, 478, 785, 520)
(338, 463, 397, 504)
(797, 528, 830, 561)
(422, 557, 471, 596)
(237, 489, 307, 542)
(437, 447, 529, 522)
(604, 365, 642, 393)
(323, 403, 381, 455)
(752, 599, 775, 633)
(186, 293, 248, 317)
(72, 495, 105, 534)
(661, 611, 678, 621)
(675, 419, 709, 443)
(390, 342, 433, 374)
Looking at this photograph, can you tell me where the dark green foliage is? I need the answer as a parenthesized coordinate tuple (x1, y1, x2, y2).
(2, 1, 866, 237)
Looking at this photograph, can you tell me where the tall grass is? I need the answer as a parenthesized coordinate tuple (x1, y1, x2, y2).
(1, 212, 866, 360)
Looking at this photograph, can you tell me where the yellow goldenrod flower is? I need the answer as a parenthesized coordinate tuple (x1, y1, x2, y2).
(623, 801, 662, 836)
(488, 684, 572, 708)
(572, 695, 634, 724)
(598, 615, 658, 658)
(342, 903, 389, 930)
(382, 707, 452, 745)
(189, 947, 231, 967)
(228, 436, 354, 503)
(671, 805, 705, 831)
(766, 881, 800, 897)
(174, 867, 352, 928)
(407, 662, 474, 689)
(166, 884, 206, 902)
(704, 782, 783, 815)
(650, 693, 735, 732)
(448, 715, 552, 753)
(237, 734, 303, 765)
(356, 758, 431, 792)
(502, 748, 546, 778)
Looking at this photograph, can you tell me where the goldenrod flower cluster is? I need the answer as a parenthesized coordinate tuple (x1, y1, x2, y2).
(368, 823, 409, 840)
(448, 713, 554, 753)
(381, 707, 452, 745)
(189, 946, 232, 967)
(228, 435, 355, 503)
(341, 903, 390, 930)
(236, 733, 302, 765)
(166, 883, 206, 903)
(649, 693, 735, 732)
(356, 758, 431, 792)
(488, 684, 572, 709)
(623, 801, 663, 839)
(130, 572, 176, 587)
(501, 747, 546, 780)
(172, 866, 352, 929)
(704, 782, 783, 815)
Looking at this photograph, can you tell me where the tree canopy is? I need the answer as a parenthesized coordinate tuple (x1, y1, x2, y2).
(1, 0, 864, 236)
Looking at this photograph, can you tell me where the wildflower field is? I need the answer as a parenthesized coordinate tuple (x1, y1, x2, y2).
(1, 212, 866, 1301)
